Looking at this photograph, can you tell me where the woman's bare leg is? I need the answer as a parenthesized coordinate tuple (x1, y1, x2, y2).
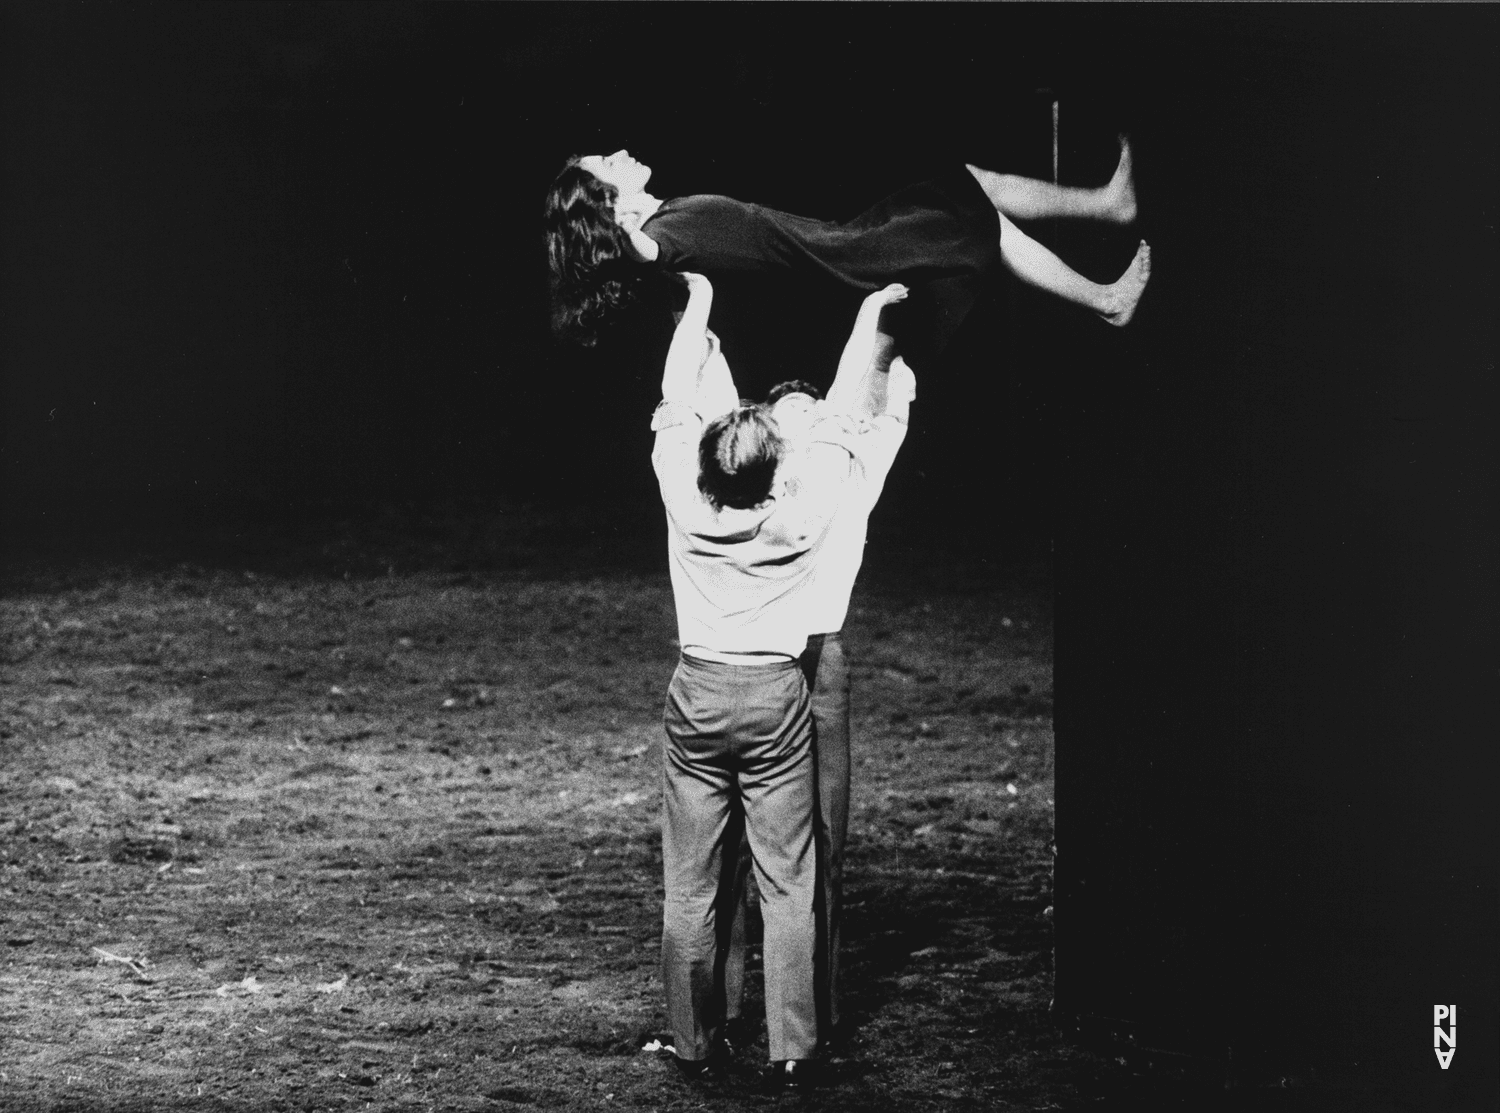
(998, 212, 1151, 327)
(967, 136, 1137, 224)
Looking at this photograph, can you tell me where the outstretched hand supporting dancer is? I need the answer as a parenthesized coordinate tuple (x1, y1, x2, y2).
(660, 273, 728, 413)
(825, 282, 910, 417)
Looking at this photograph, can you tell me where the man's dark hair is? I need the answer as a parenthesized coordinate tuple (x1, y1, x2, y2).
(765, 380, 824, 405)
(698, 406, 784, 511)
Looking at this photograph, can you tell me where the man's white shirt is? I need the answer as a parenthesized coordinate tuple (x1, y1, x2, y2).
(796, 361, 914, 635)
(652, 400, 840, 663)
(651, 329, 914, 661)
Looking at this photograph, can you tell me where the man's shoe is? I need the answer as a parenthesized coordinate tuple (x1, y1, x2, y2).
(672, 1044, 729, 1081)
(764, 1058, 821, 1091)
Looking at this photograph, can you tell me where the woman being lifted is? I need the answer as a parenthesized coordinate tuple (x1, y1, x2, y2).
(544, 139, 1150, 361)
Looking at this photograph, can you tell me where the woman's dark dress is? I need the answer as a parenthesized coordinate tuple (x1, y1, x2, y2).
(641, 167, 1000, 367)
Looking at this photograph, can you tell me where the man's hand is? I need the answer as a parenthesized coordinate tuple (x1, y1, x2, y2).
(863, 283, 909, 311)
(614, 199, 662, 263)
(614, 204, 643, 236)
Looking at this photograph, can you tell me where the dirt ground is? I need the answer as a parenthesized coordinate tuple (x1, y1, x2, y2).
(0, 508, 1154, 1112)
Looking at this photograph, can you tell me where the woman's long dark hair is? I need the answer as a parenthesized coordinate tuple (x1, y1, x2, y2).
(544, 156, 652, 347)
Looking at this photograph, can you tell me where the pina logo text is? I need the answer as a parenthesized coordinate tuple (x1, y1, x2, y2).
(1433, 1006, 1456, 1069)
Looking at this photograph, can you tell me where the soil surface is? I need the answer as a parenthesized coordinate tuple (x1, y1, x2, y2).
(0, 509, 1158, 1111)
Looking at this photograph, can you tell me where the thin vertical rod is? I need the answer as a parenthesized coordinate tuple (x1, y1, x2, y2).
(1051, 99, 1060, 183)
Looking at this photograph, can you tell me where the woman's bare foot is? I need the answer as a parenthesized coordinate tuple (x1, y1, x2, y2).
(1101, 136, 1138, 225)
(1098, 240, 1151, 327)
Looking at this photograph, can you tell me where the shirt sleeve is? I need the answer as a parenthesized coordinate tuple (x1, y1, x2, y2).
(807, 410, 907, 508)
(651, 399, 699, 433)
(651, 402, 703, 516)
(852, 416, 908, 500)
(885, 360, 917, 423)
(692, 333, 740, 422)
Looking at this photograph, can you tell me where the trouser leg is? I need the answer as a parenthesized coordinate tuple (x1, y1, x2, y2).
(739, 667, 819, 1063)
(719, 806, 749, 1024)
(723, 634, 853, 1039)
(723, 827, 752, 1023)
(660, 662, 737, 1062)
(804, 632, 851, 1033)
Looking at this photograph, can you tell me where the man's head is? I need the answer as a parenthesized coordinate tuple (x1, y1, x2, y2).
(766, 380, 823, 444)
(698, 405, 785, 511)
(765, 380, 823, 407)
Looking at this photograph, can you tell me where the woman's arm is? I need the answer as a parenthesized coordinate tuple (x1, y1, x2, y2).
(660, 273, 714, 405)
(826, 284, 908, 415)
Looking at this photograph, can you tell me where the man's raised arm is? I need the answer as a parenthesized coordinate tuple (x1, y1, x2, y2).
(693, 330, 740, 424)
(660, 272, 715, 406)
(825, 283, 908, 417)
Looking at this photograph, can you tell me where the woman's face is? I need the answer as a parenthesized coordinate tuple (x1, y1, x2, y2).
(578, 150, 653, 199)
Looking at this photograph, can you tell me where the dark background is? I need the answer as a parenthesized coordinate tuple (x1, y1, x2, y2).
(2, 2, 1494, 1103)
